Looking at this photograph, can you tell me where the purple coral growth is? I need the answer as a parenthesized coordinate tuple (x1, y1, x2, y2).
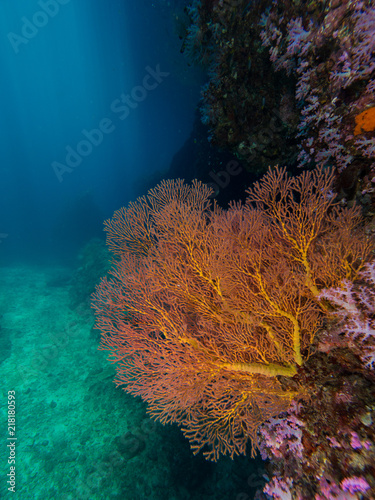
(341, 476, 370, 494)
(263, 476, 293, 500)
(258, 401, 304, 460)
(319, 260, 375, 370)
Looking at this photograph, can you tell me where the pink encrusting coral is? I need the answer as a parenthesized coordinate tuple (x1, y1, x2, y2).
(319, 260, 375, 370)
(263, 476, 293, 499)
(341, 477, 371, 495)
(258, 402, 304, 460)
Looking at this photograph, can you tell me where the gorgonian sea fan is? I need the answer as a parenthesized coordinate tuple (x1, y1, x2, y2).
(92, 167, 372, 460)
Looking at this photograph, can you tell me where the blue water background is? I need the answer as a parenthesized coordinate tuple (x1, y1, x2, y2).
(0, 0, 203, 264)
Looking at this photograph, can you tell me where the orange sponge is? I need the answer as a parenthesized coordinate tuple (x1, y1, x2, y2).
(354, 107, 375, 136)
